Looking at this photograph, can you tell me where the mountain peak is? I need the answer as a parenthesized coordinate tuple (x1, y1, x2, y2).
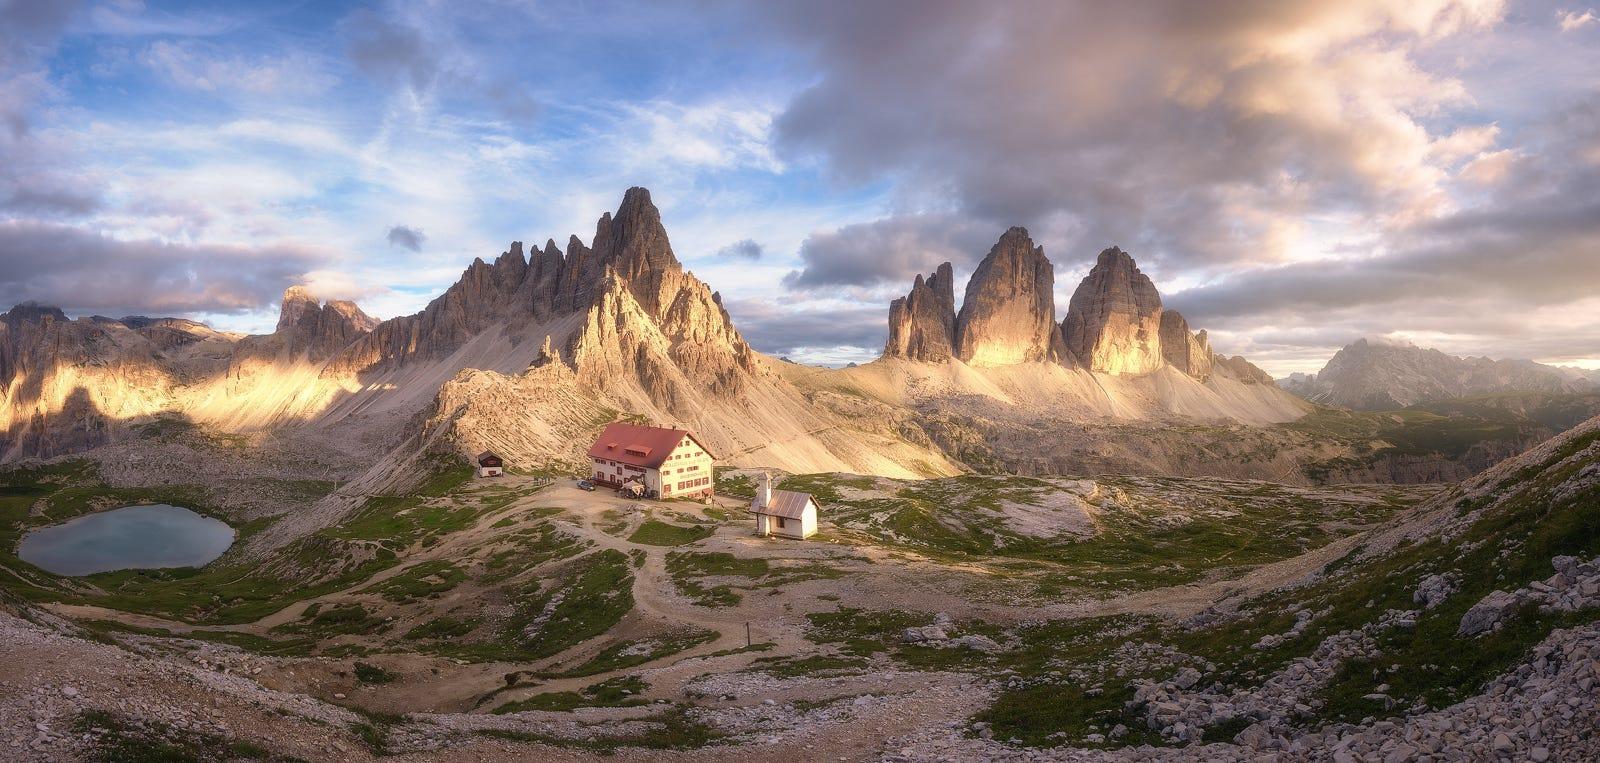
(954, 227, 1064, 366)
(271, 284, 375, 357)
(1289, 338, 1588, 409)
(885, 262, 957, 361)
(1095, 245, 1133, 267)
(277, 285, 321, 332)
(3, 302, 69, 325)
(1062, 246, 1165, 374)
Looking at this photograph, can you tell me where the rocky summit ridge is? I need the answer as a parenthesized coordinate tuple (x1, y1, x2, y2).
(884, 236, 1269, 384)
(0, 188, 952, 482)
(1281, 339, 1599, 410)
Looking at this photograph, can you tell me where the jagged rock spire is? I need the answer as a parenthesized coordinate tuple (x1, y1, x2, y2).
(1061, 246, 1165, 375)
(953, 227, 1065, 366)
(885, 263, 958, 361)
(269, 285, 376, 359)
(1160, 309, 1213, 380)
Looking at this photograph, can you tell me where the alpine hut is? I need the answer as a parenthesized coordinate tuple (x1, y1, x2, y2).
(749, 472, 818, 539)
(587, 422, 716, 500)
(475, 450, 504, 477)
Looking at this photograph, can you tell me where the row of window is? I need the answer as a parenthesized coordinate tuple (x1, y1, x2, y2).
(675, 477, 710, 491)
(673, 464, 701, 474)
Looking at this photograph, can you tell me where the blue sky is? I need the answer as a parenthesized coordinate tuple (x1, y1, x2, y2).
(2, 0, 1598, 374)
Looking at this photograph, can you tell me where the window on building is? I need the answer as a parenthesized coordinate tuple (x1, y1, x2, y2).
(777, 517, 787, 528)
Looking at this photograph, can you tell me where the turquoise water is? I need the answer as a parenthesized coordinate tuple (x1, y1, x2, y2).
(17, 504, 235, 576)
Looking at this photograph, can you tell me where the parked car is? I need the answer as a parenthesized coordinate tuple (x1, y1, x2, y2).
(576, 480, 596, 491)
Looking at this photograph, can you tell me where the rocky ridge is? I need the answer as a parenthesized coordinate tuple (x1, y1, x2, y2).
(1281, 338, 1597, 410)
(883, 240, 1271, 385)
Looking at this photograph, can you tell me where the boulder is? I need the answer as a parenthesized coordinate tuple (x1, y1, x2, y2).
(1413, 573, 1460, 610)
(953, 634, 1001, 652)
(1459, 590, 1522, 636)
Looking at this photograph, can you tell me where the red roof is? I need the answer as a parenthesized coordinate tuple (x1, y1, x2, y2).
(586, 422, 715, 469)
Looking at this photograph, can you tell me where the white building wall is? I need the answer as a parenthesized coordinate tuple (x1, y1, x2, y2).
(768, 502, 818, 539)
(658, 436, 714, 498)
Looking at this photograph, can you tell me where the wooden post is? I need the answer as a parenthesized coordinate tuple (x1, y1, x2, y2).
(745, 622, 751, 647)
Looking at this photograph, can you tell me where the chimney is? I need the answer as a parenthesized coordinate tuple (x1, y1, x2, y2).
(757, 471, 772, 509)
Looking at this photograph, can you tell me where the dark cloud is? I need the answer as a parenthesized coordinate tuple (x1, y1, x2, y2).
(721, 296, 885, 356)
(2, 183, 101, 217)
(714, 238, 763, 260)
(0, 221, 325, 315)
(386, 224, 426, 251)
(345, 9, 441, 94)
(782, 214, 993, 290)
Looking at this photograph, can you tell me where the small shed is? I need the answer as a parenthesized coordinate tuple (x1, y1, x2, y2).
(748, 472, 818, 539)
(475, 450, 504, 478)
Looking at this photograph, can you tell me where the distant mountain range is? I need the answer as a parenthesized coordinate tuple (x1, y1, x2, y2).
(1280, 339, 1600, 410)
(5, 187, 1585, 504)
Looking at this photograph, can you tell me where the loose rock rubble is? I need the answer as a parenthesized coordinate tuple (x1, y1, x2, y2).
(1460, 555, 1600, 636)
(1130, 607, 1417, 743)
(1251, 607, 1321, 650)
(880, 620, 1600, 762)
(899, 612, 1007, 653)
(1413, 571, 1460, 610)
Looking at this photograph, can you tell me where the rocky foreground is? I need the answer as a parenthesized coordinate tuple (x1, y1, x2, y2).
(3, 588, 1595, 762)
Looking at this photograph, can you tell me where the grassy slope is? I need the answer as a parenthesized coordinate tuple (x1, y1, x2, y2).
(778, 471, 1414, 589)
(791, 422, 1599, 749)
(0, 456, 474, 624)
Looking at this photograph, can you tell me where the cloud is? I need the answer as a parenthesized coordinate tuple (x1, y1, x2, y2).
(617, 100, 784, 173)
(0, 1, 100, 218)
(1558, 8, 1598, 31)
(139, 40, 334, 96)
(0, 220, 328, 315)
(721, 296, 886, 358)
(782, 214, 994, 290)
(386, 224, 426, 251)
(714, 238, 763, 260)
(1165, 94, 1600, 367)
(344, 9, 442, 95)
(759, 0, 1506, 271)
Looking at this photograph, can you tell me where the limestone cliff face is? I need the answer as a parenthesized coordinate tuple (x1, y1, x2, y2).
(255, 286, 376, 361)
(953, 228, 1065, 366)
(1061, 247, 1165, 375)
(0, 304, 237, 460)
(1159, 310, 1213, 380)
(885, 263, 958, 361)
